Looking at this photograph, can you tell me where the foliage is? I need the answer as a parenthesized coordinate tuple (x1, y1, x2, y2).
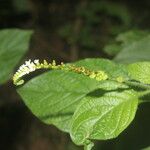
(114, 33, 150, 63)
(104, 30, 150, 64)
(104, 30, 149, 56)
(127, 62, 150, 84)
(0, 29, 32, 84)
(13, 58, 150, 150)
(0, 0, 150, 149)
(0, 27, 150, 150)
(142, 146, 150, 150)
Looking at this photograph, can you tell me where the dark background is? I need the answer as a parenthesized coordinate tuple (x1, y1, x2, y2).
(0, 0, 150, 150)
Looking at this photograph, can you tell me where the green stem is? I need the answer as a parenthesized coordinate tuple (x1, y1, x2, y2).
(138, 90, 150, 97)
(125, 81, 150, 103)
(84, 141, 94, 150)
(139, 99, 150, 103)
(138, 90, 150, 103)
(125, 81, 150, 90)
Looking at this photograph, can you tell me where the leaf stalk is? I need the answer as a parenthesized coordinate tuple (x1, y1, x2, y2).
(125, 81, 150, 90)
(84, 141, 94, 150)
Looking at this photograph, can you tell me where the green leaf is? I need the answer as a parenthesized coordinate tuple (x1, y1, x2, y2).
(127, 62, 150, 84)
(70, 90, 138, 145)
(104, 43, 122, 56)
(104, 30, 149, 56)
(17, 70, 102, 132)
(0, 29, 32, 84)
(116, 30, 149, 45)
(142, 146, 150, 150)
(17, 58, 128, 133)
(114, 34, 150, 63)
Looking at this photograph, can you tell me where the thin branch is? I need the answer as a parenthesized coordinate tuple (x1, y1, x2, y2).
(125, 81, 150, 90)
(84, 141, 94, 150)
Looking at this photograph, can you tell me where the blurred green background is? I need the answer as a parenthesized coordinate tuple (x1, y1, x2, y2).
(0, 0, 150, 150)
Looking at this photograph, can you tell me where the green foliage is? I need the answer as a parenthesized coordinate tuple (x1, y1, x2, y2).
(0, 29, 32, 84)
(127, 62, 150, 84)
(0, 1, 150, 150)
(15, 58, 150, 150)
(142, 146, 150, 150)
(114, 34, 150, 63)
(17, 70, 103, 132)
(104, 30, 149, 56)
(70, 89, 138, 145)
(17, 58, 127, 132)
(105, 30, 150, 63)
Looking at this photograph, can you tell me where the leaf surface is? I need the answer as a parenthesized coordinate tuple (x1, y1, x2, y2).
(18, 58, 128, 132)
(18, 70, 103, 132)
(0, 29, 32, 84)
(114, 34, 150, 63)
(127, 62, 150, 84)
(70, 90, 138, 145)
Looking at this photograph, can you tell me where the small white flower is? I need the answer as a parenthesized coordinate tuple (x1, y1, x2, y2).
(25, 59, 31, 66)
(19, 64, 26, 71)
(18, 69, 22, 73)
(28, 62, 36, 71)
(34, 59, 39, 64)
(25, 71, 30, 74)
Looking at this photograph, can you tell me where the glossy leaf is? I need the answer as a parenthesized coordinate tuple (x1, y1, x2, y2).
(0, 29, 32, 84)
(70, 90, 138, 145)
(17, 58, 128, 133)
(17, 70, 102, 132)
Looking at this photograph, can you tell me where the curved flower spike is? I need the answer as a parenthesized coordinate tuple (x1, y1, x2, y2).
(13, 59, 64, 86)
(13, 59, 109, 86)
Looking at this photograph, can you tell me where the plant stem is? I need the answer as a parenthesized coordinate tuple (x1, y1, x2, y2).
(84, 141, 94, 150)
(125, 81, 150, 103)
(139, 99, 150, 103)
(138, 89, 150, 103)
(138, 90, 150, 97)
(125, 81, 150, 90)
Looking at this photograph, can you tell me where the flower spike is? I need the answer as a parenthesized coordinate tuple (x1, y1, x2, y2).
(13, 59, 64, 86)
(13, 59, 109, 86)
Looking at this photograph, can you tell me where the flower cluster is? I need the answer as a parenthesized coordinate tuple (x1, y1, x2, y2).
(68, 65, 108, 81)
(89, 71, 108, 81)
(13, 59, 109, 86)
(13, 59, 64, 85)
(116, 76, 124, 83)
